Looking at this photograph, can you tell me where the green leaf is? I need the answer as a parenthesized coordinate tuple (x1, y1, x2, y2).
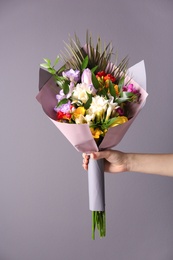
(97, 88, 107, 97)
(57, 65, 66, 75)
(53, 56, 60, 67)
(92, 72, 100, 89)
(81, 55, 89, 70)
(116, 98, 128, 103)
(118, 76, 125, 91)
(105, 117, 119, 128)
(56, 75, 67, 87)
(109, 81, 116, 99)
(62, 81, 69, 94)
(116, 92, 133, 103)
(91, 65, 98, 73)
(121, 91, 133, 98)
(56, 98, 68, 107)
(40, 63, 50, 69)
(47, 68, 56, 75)
(43, 58, 51, 66)
(84, 92, 92, 109)
(99, 117, 121, 131)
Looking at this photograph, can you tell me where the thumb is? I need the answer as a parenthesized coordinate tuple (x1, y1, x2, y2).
(91, 150, 108, 160)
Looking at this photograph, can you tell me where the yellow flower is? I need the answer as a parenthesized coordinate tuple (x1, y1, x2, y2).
(90, 127, 104, 139)
(73, 107, 85, 119)
(110, 116, 128, 127)
(114, 84, 119, 95)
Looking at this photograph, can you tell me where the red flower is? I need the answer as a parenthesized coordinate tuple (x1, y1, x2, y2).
(96, 71, 106, 77)
(104, 74, 116, 83)
(96, 71, 116, 83)
(57, 111, 71, 121)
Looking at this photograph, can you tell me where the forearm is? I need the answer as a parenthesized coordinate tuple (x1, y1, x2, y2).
(126, 153, 173, 176)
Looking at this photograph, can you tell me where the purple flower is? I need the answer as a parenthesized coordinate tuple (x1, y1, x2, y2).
(123, 83, 141, 102)
(81, 68, 92, 85)
(56, 83, 75, 103)
(56, 89, 65, 103)
(81, 68, 97, 94)
(54, 101, 72, 113)
(62, 69, 80, 83)
(116, 107, 124, 116)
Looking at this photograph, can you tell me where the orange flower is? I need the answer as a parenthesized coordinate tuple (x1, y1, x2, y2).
(104, 74, 116, 83)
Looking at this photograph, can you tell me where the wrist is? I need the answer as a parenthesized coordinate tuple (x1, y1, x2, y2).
(124, 153, 133, 172)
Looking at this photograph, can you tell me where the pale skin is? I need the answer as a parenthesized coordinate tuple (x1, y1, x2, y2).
(82, 150, 173, 177)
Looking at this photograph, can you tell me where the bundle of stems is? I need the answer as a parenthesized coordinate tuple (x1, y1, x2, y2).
(92, 211, 106, 240)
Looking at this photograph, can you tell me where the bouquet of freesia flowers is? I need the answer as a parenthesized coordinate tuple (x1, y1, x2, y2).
(36, 32, 148, 239)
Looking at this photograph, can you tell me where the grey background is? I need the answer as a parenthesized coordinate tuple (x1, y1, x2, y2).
(1, 0, 173, 259)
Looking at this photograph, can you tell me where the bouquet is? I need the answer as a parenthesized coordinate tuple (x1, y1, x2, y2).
(36, 32, 148, 239)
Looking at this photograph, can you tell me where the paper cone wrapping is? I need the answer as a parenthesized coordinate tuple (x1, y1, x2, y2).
(88, 158, 105, 211)
(36, 60, 148, 211)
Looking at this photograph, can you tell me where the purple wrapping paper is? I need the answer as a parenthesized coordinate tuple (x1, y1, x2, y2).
(88, 158, 105, 211)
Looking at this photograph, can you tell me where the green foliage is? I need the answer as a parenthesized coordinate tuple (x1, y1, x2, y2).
(116, 92, 134, 103)
(59, 31, 128, 76)
(40, 56, 70, 94)
(109, 81, 116, 100)
(91, 72, 100, 89)
(61, 81, 70, 95)
(84, 93, 92, 109)
(118, 76, 125, 91)
(55, 98, 68, 108)
(92, 211, 106, 240)
(81, 55, 89, 70)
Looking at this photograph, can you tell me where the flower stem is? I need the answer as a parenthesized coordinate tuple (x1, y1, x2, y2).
(92, 211, 95, 240)
(92, 211, 106, 240)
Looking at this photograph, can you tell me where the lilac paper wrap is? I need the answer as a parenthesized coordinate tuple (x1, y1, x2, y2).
(88, 158, 105, 211)
(36, 60, 148, 212)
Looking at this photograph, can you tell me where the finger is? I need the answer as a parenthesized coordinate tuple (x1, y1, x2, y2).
(83, 157, 89, 164)
(82, 153, 86, 158)
(91, 150, 111, 160)
(82, 163, 88, 171)
(82, 153, 90, 159)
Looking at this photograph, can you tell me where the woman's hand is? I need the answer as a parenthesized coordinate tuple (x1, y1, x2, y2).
(82, 150, 128, 173)
(83, 150, 173, 176)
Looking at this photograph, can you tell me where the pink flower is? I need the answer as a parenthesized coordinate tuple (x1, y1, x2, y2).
(123, 84, 141, 102)
(123, 84, 138, 94)
(81, 69, 96, 94)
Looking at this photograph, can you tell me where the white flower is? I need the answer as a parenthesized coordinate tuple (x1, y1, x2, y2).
(90, 95, 108, 114)
(84, 113, 96, 125)
(105, 96, 118, 120)
(86, 96, 109, 121)
(72, 83, 93, 104)
(74, 114, 86, 124)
